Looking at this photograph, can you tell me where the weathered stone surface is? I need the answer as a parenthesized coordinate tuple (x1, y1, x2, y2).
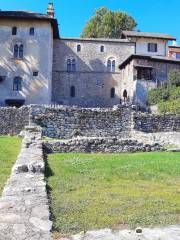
(43, 137, 163, 154)
(0, 126, 52, 239)
(61, 226, 180, 240)
(133, 113, 180, 133)
(0, 105, 180, 139)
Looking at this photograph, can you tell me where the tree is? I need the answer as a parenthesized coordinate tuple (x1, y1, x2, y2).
(81, 7, 137, 38)
(168, 69, 180, 87)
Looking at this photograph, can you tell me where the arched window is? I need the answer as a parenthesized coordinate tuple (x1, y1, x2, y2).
(107, 58, 116, 72)
(110, 87, 115, 98)
(107, 59, 111, 72)
(112, 60, 116, 72)
(77, 44, 81, 52)
(67, 59, 76, 72)
(13, 44, 24, 59)
(12, 27, 17, 35)
(19, 44, 24, 59)
(14, 44, 19, 58)
(13, 77, 22, 91)
(100, 45, 104, 52)
(72, 59, 76, 71)
(70, 86, 75, 97)
(67, 59, 71, 72)
(29, 27, 35, 36)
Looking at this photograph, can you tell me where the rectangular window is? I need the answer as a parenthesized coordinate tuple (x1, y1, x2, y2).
(137, 68, 152, 80)
(148, 43, 158, 52)
(176, 53, 180, 59)
(33, 71, 38, 76)
(12, 27, 17, 35)
(100, 46, 104, 52)
(30, 27, 35, 36)
(0, 76, 6, 82)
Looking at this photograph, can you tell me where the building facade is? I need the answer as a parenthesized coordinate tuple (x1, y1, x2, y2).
(169, 45, 180, 60)
(0, 4, 180, 108)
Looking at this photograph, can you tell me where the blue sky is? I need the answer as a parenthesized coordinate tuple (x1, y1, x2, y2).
(1, 0, 180, 42)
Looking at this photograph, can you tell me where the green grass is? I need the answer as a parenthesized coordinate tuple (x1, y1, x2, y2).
(0, 136, 21, 194)
(47, 152, 180, 235)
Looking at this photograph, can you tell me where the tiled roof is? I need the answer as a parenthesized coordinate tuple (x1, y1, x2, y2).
(0, 11, 51, 19)
(119, 54, 180, 69)
(169, 45, 180, 49)
(60, 37, 133, 44)
(122, 31, 176, 41)
(0, 11, 59, 38)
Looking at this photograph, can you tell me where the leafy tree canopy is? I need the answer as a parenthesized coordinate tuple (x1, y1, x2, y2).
(81, 7, 137, 38)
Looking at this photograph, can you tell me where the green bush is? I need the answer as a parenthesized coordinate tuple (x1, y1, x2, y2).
(148, 87, 169, 105)
(158, 100, 180, 114)
(168, 69, 180, 87)
(148, 70, 180, 113)
(169, 86, 180, 100)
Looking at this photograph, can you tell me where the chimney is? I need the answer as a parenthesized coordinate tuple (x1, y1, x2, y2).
(47, 3, 54, 18)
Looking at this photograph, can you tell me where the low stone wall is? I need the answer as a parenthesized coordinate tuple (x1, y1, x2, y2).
(43, 137, 163, 154)
(0, 105, 180, 139)
(131, 131, 180, 147)
(133, 113, 180, 133)
(0, 106, 29, 135)
(32, 105, 132, 139)
(0, 126, 52, 240)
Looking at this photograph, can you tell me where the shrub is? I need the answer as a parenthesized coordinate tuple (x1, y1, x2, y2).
(168, 69, 180, 87)
(169, 86, 180, 100)
(158, 100, 180, 114)
(148, 87, 169, 105)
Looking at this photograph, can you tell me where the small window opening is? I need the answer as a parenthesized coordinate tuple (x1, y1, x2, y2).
(12, 27, 17, 35)
(110, 87, 115, 98)
(100, 46, 104, 52)
(30, 27, 35, 36)
(77, 44, 81, 52)
(33, 71, 39, 77)
(70, 86, 75, 97)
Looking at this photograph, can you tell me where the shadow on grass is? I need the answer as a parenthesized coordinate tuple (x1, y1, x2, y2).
(43, 152, 56, 227)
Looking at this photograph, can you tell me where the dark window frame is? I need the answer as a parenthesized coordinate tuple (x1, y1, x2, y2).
(67, 59, 76, 72)
(19, 44, 24, 59)
(70, 86, 75, 97)
(13, 44, 24, 59)
(137, 68, 153, 80)
(148, 43, 158, 52)
(33, 71, 39, 77)
(29, 27, 35, 36)
(12, 27, 17, 35)
(14, 44, 19, 58)
(13, 77, 22, 91)
(110, 87, 115, 98)
(107, 59, 116, 72)
(100, 45, 104, 52)
(77, 44, 81, 52)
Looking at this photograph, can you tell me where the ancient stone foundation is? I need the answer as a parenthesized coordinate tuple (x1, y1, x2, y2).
(0, 126, 52, 240)
(43, 137, 163, 154)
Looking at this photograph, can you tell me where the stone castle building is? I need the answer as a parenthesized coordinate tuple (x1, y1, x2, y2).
(0, 3, 180, 108)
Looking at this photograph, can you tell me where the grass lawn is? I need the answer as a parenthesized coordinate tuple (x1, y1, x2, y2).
(47, 152, 180, 235)
(0, 136, 21, 194)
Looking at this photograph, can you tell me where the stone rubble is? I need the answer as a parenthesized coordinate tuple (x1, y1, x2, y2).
(0, 126, 52, 240)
